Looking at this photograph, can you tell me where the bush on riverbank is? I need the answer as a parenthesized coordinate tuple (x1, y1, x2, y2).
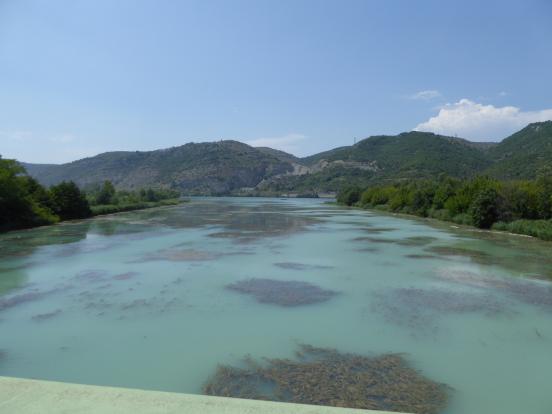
(90, 199, 181, 216)
(492, 219, 552, 241)
(337, 174, 552, 240)
(88, 182, 182, 216)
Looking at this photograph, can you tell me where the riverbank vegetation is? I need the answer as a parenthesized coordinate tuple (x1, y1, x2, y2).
(85, 181, 180, 215)
(337, 173, 552, 241)
(0, 157, 181, 232)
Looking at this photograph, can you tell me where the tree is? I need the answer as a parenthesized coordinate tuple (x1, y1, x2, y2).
(469, 188, 502, 229)
(96, 180, 116, 205)
(337, 186, 361, 206)
(0, 157, 58, 230)
(49, 181, 92, 220)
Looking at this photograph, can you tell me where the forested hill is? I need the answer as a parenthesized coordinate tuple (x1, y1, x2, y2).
(23, 140, 294, 195)
(20, 122, 552, 195)
(486, 121, 552, 179)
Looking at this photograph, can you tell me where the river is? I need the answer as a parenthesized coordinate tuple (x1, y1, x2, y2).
(0, 198, 551, 413)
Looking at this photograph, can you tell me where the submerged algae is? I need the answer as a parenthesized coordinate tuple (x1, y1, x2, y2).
(437, 268, 552, 312)
(273, 262, 334, 271)
(226, 279, 338, 307)
(203, 344, 450, 414)
(371, 287, 509, 334)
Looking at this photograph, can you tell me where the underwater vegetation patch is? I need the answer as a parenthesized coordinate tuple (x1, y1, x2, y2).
(31, 309, 62, 321)
(395, 236, 438, 247)
(112, 272, 139, 281)
(358, 227, 397, 234)
(355, 247, 380, 253)
(437, 268, 552, 312)
(134, 248, 222, 262)
(424, 245, 552, 279)
(203, 344, 450, 414)
(226, 278, 338, 307)
(351, 236, 397, 244)
(371, 287, 508, 334)
(73, 269, 110, 284)
(426, 246, 494, 265)
(0, 223, 91, 260)
(274, 262, 334, 271)
(352, 235, 438, 247)
(0, 288, 61, 312)
(404, 254, 443, 260)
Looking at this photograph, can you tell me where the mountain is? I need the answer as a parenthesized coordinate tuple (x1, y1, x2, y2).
(23, 141, 293, 195)
(19, 122, 552, 195)
(258, 132, 495, 193)
(486, 121, 552, 179)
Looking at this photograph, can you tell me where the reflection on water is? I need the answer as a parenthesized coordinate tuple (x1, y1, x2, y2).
(0, 197, 551, 414)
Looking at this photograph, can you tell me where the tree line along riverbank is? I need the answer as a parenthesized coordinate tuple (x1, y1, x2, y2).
(336, 174, 552, 241)
(0, 157, 181, 233)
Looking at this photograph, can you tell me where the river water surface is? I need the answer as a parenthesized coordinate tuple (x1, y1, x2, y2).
(0, 198, 551, 413)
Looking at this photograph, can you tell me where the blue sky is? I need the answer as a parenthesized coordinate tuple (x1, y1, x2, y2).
(1, 0, 551, 163)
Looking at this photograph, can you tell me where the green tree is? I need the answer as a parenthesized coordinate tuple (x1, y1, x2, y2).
(469, 188, 502, 229)
(0, 158, 58, 230)
(49, 181, 92, 220)
(96, 180, 116, 205)
(336, 186, 361, 206)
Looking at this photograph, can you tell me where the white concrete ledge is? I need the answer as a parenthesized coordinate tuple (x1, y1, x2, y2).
(0, 376, 400, 414)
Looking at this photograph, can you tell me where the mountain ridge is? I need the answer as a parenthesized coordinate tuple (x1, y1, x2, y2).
(19, 121, 552, 195)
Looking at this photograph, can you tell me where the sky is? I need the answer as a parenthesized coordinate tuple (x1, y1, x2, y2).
(0, 0, 551, 163)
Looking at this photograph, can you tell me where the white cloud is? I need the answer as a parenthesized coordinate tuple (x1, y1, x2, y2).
(414, 99, 552, 141)
(246, 133, 307, 155)
(408, 90, 442, 100)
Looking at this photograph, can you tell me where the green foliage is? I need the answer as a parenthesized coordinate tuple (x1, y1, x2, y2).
(95, 180, 116, 205)
(492, 220, 552, 241)
(339, 174, 552, 239)
(0, 157, 59, 230)
(336, 186, 362, 206)
(85, 184, 180, 216)
(90, 199, 180, 216)
(88, 184, 179, 207)
(469, 188, 502, 229)
(49, 181, 92, 220)
(487, 121, 552, 179)
(0, 155, 180, 233)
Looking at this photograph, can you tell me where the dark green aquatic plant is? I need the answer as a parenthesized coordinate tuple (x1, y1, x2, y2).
(226, 279, 338, 307)
(203, 344, 450, 414)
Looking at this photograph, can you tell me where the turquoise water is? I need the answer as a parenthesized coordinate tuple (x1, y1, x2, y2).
(1, 198, 551, 413)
